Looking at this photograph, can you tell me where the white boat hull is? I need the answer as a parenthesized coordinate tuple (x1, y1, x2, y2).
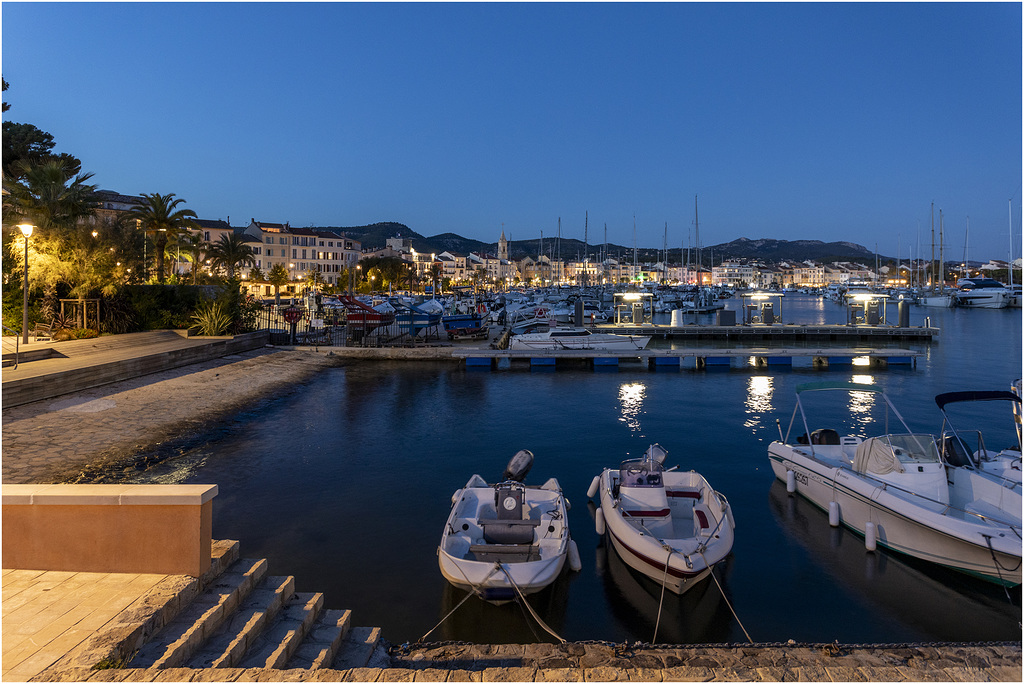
(438, 475, 572, 604)
(768, 442, 1021, 586)
(917, 294, 953, 308)
(509, 328, 650, 351)
(596, 467, 734, 594)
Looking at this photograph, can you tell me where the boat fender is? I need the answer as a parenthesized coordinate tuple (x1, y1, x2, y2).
(565, 497, 571, 511)
(568, 539, 582, 572)
(786, 470, 797, 494)
(587, 475, 600, 500)
(828, 501, 840, 527)
(595, 508, 606, 536)
(864, 522, 877, 552)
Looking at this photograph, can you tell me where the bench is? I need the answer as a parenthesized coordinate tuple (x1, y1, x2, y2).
(32, 320, 54, 341)
(469, 543, 540, 563)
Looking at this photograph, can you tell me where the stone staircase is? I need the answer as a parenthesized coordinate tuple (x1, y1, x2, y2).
(126, 540, 387, 674)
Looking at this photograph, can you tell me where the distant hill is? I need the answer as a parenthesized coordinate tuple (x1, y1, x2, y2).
(316, 223, 878, 265)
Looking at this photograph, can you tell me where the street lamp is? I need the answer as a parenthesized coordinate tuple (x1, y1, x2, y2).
(17, 224, 34, 343)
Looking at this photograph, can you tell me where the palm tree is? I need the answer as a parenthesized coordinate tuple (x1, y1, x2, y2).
(127, 193, 197, 283)
(3, 159, 98, 235)
(173, 231, 205, 284)
(267, 263, 290, 307)
(207, 232, 256, 279)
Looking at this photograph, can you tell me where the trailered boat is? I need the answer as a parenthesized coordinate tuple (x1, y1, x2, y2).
(337, 295, 396, 332)
(509, 326, 650, 351)
(587, 444, 735, 594)
(768, 381, 1021, 586)
(438, 450, 580, 604)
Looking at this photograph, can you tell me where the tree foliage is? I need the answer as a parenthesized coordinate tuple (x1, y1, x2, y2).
(206, 232, 256, 279)
(127, 193, 197, 284)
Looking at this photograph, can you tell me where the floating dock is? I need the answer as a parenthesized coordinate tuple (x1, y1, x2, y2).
(592, 323, 937, 341)
(453, 347, 923, 371)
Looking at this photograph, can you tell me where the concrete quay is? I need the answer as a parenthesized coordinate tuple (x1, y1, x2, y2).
(3, 331, 1021, 682)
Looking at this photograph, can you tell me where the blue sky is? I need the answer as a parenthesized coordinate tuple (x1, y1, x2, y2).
(3, 2, 1020, 260)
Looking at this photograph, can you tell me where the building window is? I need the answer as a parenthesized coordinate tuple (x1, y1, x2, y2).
(292, 249, 297, 258)
(279, 237, 286, 244)
(302, 249, 307, 259)
(265, 237, 273, 244)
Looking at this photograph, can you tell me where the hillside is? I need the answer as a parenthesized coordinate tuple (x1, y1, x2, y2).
(317, 223, 878, 265)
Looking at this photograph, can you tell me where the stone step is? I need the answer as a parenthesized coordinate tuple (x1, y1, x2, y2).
(331, 626, 384, 670)
(130, 557, 268, 669)
(186, 575, 296, 668)
(285, 609, 353, 670)
(203, 540, 241, 587)
(237, 592, 324, 669)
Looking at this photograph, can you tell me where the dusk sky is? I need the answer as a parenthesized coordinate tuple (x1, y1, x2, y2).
(3, 2, 1021, 261)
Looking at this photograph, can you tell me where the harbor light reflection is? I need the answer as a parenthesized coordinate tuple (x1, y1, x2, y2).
(848, 375, 878, 429)
(618, 382, 646, 434)
(743, 376, 775, 431)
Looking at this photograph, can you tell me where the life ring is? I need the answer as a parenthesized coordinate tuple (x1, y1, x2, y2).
(477, 303, 486, 314)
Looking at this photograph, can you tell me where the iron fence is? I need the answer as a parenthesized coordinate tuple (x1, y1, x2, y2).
(250, 304, 447, 347)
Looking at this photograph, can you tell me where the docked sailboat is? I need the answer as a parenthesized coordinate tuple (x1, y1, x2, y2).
(587, 444, 735, 594)
(437, 450, 580, 604)
(768, 382, 1021, 586)
(509, 327, 650, 351)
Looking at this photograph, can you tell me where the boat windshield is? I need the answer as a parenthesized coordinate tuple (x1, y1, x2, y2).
(883, 434, 942, 464)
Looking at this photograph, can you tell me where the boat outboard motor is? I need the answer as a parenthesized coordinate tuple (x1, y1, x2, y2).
(503, 449, 534, 482)
(644, 443, 668, 466)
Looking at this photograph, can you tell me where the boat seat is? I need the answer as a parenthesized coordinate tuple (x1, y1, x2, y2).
(667, 487, 702, 502)
(469, 543, 541, 563)
(693, 503, 715, 537)
(479, 518, 541, 545)
(810, 429, 841, 445)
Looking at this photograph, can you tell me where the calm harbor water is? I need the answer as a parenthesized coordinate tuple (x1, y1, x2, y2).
(113, 296, 1022, 645)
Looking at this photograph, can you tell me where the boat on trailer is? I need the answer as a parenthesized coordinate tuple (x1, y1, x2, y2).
(768, 381, 1021, 587)
(437, 450, 580, 604)
(587, 444, 735, 594)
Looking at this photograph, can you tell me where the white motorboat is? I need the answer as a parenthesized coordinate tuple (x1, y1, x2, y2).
(438, 450, 580, 604)
(954, 278, 1010, 308)
(768, 381, 1021, 587)
(509, 327, 650, 351)
(936, 389, 1023, 485)
(587, 444, 735, 594)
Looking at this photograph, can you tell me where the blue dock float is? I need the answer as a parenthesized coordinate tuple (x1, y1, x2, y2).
(530, 357, 556, 367)
(764, 356, 792, 367)
(593, 357, 619, 370)
(827, 356, 854, 366)
(650, 356, 680, 370)
(465, 357, 493, 369)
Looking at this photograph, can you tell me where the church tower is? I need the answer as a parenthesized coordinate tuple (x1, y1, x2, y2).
(498, 229, 508, 261)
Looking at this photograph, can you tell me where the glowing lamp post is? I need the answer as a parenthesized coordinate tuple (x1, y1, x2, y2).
(17, 224, 34, 343)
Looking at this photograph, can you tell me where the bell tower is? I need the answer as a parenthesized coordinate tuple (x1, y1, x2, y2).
(498, 228, 508, 261)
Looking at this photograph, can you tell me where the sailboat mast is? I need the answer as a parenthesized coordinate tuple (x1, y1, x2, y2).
(694, 195, 701, 276)
(939, 209, 945, 289)
(583, 211, 589, 287)
(1010, 199, 1015, 288)
(930, 203, 935, 291)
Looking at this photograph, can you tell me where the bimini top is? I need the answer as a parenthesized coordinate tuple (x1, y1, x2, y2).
(795, 381, 884, 395)
(935, 390, 1021, 410)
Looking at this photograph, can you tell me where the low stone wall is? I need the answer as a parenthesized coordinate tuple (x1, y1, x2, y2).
(2, 484, 217, 577)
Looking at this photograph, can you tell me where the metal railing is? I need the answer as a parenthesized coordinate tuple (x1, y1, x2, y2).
(250, 304, 447, 348)
(2, 325, 20, 369)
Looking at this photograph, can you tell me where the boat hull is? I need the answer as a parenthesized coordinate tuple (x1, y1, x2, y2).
(596, 468, 734, 594)
(768, 443, 1021, 586)
(438, 476, 572, 604)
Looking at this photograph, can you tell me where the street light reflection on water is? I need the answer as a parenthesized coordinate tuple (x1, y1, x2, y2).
(743, 376, 775, 431)
(617, 382, 646, 435)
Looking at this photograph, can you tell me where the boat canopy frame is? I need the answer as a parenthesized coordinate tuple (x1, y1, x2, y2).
(782, 382, 914, 457)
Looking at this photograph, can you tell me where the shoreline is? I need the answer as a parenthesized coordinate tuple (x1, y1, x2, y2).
(1, 348, 347, 484)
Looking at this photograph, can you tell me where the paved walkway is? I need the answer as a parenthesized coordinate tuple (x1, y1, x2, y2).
(1, 569, 176, 682)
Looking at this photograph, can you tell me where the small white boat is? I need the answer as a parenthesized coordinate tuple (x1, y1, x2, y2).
(936, 388, 1023, 485)
(768, 381, 1021, 587)
(509, 327, 650, 351)
(587, 444, 735, 594)
(438, 450, 580, 604)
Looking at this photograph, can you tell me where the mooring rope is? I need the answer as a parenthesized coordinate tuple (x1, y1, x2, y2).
(652, 546, 674, 644)
(699, 550, 754, 644)
(497, 562, 567, 644)
(418, 564, 501, 643)
(982, 534, 1021, 603)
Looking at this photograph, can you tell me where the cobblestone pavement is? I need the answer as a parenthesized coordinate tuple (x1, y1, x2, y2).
(1, 349, 343, 484)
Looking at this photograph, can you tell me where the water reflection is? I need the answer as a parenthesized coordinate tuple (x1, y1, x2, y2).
(618, 382, 646, 434)
(743, 377, 775, 431)
(767, 481, 1020, 640)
